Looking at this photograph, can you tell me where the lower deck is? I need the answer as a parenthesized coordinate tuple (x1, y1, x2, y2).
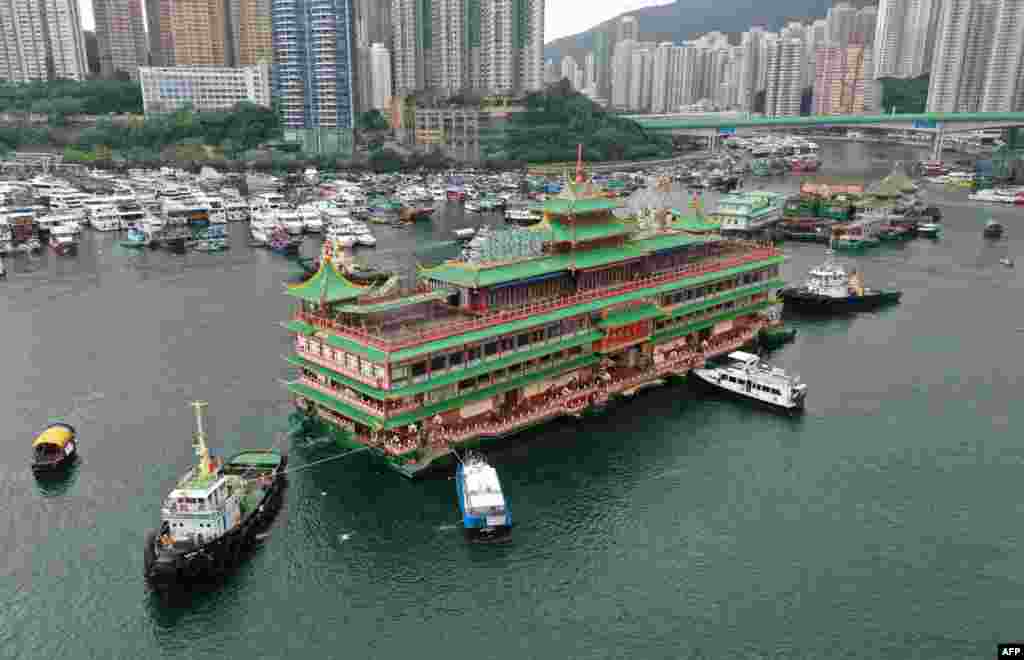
(292, 318, 766, 478)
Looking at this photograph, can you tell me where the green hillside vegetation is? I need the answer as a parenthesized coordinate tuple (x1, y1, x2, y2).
(66, 102, 282, 163)
(879, 76, 930, 114)
(500, 80, 673, 163)
(0, 80, 143, 121)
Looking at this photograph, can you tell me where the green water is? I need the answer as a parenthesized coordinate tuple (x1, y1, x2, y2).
(2, 142, 1023, 659)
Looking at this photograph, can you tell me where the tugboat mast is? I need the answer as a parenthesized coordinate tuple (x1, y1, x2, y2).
(191, 401, 211, 477)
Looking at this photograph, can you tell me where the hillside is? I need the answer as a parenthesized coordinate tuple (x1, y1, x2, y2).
(544, 0, 877, 62)
(498, 80, 673, 163)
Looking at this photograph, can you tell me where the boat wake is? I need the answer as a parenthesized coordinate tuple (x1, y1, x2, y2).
(337, 533, 354, 543)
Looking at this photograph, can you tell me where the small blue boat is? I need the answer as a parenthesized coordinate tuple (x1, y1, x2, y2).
(455, 452, 512, 542)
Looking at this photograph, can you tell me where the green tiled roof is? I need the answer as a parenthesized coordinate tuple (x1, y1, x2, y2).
(286, 260, 369, 303)
(286, 329, 603, 400)
(337, 289, 455, 314)
(634, 233, 711, 252)
(541, 197, 623, 215)
(597, 303, 664, 328)
(287, 353, 602, 430)
(282, 319, 388, 362)
(422, 243, 647, 289)
(530, 218, 632, 243)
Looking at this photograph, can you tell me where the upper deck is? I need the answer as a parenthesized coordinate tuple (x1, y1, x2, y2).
(289, 240, 783, 360)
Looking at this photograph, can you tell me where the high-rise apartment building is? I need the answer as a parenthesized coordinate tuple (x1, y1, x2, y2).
(650, 42, 673, 113)
(92, 0, 148, 78)
(611, 38, 634, 108)
(874, 0, 941, 79)
(827, 2, 857, 48)
(172, 0, 228, 65)
(628, 45, 653, 110)
(853, 6, 877, 45)
(617, 16, 638, 44)
(370, 43, 392, 111)
(739, 27, 767, 110)
(543, 58, 557, 84)
(0, 0, 87, 81)
(145, 0, 174, 66)
(561, 55, 578, 89)
(814, 44, 875, 114)
(584, 52, 596, 90)
(804, 19, 827, 88)
(237, 0, 273, 65)
(981, 0, 1024, 111)
(764, 38, 804, 116)
(272, 0, 356, 153)
(432, 0, 465, 93)
(926, 0, 995, 112)
(593, 30, 610, 96)
(479, 0, 543, 95)
(391, 0, 428, 93)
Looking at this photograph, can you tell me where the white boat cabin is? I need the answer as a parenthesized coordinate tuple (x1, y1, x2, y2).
(698, 351, 807, 410)
(160, 469, 242, 545)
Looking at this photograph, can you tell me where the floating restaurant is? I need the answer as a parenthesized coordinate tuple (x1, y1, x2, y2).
(283, 161, 786, 477)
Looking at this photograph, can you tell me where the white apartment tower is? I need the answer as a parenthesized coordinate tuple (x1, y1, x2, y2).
(611, 39, 634, 108)
(561, 55, 578, 89)
(927, 0, 997, 112)
(370, 43, 392, 111)
(0, 0, 87, 81)
(764, 38, 804, 117)
(432, 0, 465, 94)
(479, 0, 544, 95)
(981, 0, 1024, 111)
(650, 42, 673, 113)
(391, 0, 422, 93)
(827, 2, 857, 47)
(874, 0, 941, 79)
(92, 0, 149, 79)
(739, 27, 767, 111)
(617, 16, 638, 43)
(854, 6, 877, 45)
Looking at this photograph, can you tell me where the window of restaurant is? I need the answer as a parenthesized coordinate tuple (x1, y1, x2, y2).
(484, 341, 499, 357)
(411, 362, 427, 378)
(431, 355, 446, 372)
(448, 351, 464, 368)
(517, 333, 530, 348)
(467, 347, 481, 365)
(500, 337, 515, 352)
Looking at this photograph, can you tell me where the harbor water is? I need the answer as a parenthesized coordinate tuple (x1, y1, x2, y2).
(2, 141, 1023, 659)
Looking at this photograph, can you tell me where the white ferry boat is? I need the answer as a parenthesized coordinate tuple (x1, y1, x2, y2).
(456, 452, 512, 542)
(692, 351, 807, 411)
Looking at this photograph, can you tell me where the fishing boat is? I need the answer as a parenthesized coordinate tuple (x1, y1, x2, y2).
(504, 206, 539, 225)
(983, 219, 1004, 238)
(916, 222, 941, 238)
(692, 351, 807, 412)
(453, 227, 476, 241)
(1000, 257, 1014, 267)
(781, 248, 902, 313)
(48, 224, 78, 256)
(0, 255, 5, 279)
(31, 423, 78, 472)
(143, 402, 287, 589)
(464, 201, 482, 213)
(455, 452, 512, 542)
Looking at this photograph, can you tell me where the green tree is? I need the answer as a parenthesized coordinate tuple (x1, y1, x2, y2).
(358, 109, 390, 131)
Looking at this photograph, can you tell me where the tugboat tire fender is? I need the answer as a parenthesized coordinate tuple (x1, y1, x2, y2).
(143, 530, 157, 575)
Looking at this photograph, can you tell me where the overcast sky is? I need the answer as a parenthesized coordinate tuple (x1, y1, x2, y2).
(78, 0, 673, 43)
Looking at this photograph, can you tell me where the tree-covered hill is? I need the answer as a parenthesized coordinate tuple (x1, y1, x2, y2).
(500, 80, 673, 163)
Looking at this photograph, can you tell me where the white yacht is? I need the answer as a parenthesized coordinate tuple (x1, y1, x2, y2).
(692, 351, 807, 412)
(249, 210, 279, 244)
(224, 199, 249, 222)
(277, 210, 305, 236)
(355, 231, 377, 247)
(298, 205, 323, 233)
(90, 205, 123, 231)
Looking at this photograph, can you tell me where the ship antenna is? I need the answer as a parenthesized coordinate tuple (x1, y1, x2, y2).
(191, 401, 212, 477)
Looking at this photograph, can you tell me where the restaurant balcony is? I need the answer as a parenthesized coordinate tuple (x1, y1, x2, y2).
(293, 243, 780, 356)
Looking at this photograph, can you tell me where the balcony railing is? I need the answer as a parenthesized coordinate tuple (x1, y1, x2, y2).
(293, 244, 780, 356)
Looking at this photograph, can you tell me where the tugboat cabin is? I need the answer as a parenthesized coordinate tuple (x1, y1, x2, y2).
(160, 465, 240, 546)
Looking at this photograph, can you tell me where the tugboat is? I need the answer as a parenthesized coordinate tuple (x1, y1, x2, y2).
(143, 402, 287, 589)
(32, 423, 78, 472)
(983, 218, 1004, 238)
(781, 247, 902, 313)
(455, 452, 512, 543)
(692, 351, 807, 412)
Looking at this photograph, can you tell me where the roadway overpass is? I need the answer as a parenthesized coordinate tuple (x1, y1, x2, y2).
(631, 112, 1024, 159)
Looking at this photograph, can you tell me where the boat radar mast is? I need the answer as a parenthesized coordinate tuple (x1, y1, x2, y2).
(191, 401, 212, 478)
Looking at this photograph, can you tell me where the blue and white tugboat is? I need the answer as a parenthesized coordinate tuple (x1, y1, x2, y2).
(144, 401, 287, 589)
(692, 351, 807, 412)
(455, 452, 512, 542)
